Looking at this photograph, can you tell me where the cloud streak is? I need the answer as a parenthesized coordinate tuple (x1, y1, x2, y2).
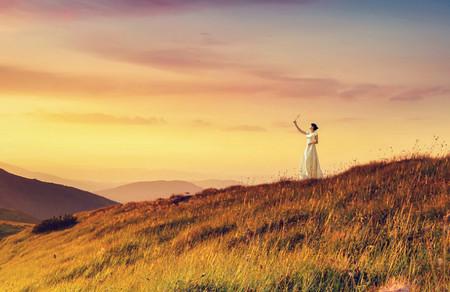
(84, 44, 246, 72)
(191, 119, 213, 127)
(32, 112, 166, 125)
(0, 64, 268, 97)
(1, 64, 448, 103)
(0, 0, 313, 19)
(74, 38, 450, 102)
(223, 125, 267, 132)
(390, 86, 450, 102)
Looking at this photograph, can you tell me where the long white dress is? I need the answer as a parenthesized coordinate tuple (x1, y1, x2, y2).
(300, 131, 323, 179)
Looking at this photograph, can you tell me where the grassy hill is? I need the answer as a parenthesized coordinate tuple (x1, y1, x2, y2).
(0, 156, 448, 291)
(0, 223, 24, 240)
(0, 220, 33, 240)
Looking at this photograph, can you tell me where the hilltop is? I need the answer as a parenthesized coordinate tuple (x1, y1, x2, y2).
(0, 156, 448, 291)
(0, 169, 117, 219)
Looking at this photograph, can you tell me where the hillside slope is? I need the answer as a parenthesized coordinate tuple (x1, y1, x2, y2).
(0, 169, 117, 219)
(0, 156, 448, 291)
(0, 220, 32, 240)
(99, 180, 203, 202)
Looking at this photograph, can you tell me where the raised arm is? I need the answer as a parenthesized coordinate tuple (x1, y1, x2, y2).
(293, 120, 307, 135)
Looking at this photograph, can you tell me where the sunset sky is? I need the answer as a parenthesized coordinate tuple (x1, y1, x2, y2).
(0, 0, 449, 183)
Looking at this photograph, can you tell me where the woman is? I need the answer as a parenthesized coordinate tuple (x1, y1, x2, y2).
(293, 118, 323, 179)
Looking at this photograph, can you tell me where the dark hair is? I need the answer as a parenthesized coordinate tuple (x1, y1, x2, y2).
(311, 123, 319, 131)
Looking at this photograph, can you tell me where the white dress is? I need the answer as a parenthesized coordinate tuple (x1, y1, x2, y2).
(300, 131, 323, 179)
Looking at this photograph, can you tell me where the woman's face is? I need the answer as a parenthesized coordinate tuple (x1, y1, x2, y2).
(309, 126, 314, 132)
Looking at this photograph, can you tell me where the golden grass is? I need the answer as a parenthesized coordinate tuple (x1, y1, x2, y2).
(0, 155, 448, 291)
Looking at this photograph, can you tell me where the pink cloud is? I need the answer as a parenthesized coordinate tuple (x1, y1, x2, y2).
(0, 0, 313, 19)
(390, 86, 450, 102)
(1, 64, 448, 103)
(0, 64, 269, 97)
(87, 45, 244, 71)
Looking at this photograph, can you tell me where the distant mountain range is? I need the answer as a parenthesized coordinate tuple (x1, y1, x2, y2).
(98, 180, 203, 203)
(0, 169, 117, 220)
(0, 208, 39, 224)
(0, 162, 242, 197)
(0, 162, 112, 192)
(99, 179, 243, 203)
(192, 179, 241, 189)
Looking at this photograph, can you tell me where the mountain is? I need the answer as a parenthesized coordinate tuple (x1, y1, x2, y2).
(0, 161, 114, 192)
(0, 162, 240, 192)
(99, 180, 203, 203)
(0, 156, 448, 291)
(0, 169, 118, 220)
(0, 208, 38, 224)
(192, 179, 241, 189)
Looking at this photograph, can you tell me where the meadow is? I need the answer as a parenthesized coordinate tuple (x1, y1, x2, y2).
(0, 155, 448, 291)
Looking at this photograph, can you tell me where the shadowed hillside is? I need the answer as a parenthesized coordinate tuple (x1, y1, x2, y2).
(99, 180, 203, 203)
(0, 169, 117, 219)
(0, 156, 448, 291)
(0, 208, 38, 224)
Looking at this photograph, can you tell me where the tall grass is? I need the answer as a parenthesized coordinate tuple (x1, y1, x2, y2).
(0, 155, 448, 291)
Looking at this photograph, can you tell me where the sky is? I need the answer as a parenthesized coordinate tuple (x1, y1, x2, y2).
(0, 0, 449, 183)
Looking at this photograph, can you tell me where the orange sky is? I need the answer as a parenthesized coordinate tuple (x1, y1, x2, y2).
(0, 1, 449, 183)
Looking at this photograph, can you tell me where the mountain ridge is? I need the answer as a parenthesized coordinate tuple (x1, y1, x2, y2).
(98, 180, 203, 203)
(0, 161, 113, 191)
(0, 168, 118, 219)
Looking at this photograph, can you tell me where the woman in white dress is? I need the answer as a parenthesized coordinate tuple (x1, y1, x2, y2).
(293, 118, 323, 179)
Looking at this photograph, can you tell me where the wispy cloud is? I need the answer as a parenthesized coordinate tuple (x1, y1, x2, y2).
(73, 36, 450, 102)
(1, 64, 448, 103)
(337, 84, 400, 100)
(272, 121, 292, 128)
(250, 70, 341, 98)
(83, 44, 245, 72)
(199, 32, 227, 46)
(332, 117, 366, 123)
(254, 69, 450, 102)
(191, 119, 213, 127)
(223, 125, 267, 132)
(0, 64, 268, 97)
(390, 86, 450, 102)
(32, 111, 166, 125)
(0, 0, 313, 19)
(71, 38, 373, 98)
